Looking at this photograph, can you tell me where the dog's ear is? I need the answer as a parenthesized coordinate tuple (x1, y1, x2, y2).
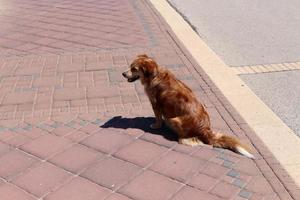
(141, 58, 158, 78)
(137, 54, 149, 58)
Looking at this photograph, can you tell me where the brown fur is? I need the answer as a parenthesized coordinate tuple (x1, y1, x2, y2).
(122, 54, 253, 158)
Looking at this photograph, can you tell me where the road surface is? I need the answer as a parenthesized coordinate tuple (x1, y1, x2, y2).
(169, 0, 300, 136)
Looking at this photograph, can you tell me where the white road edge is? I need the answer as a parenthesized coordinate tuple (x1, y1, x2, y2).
(149, 0, 300, 186)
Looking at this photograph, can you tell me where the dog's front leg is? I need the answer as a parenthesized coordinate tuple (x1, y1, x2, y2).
(150, 104, 163, 129)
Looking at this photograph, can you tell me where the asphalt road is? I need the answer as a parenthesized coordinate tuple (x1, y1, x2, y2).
(169, 0, 300, 66)
(169, 0, 300, 136)
(241, 71, 300, 137)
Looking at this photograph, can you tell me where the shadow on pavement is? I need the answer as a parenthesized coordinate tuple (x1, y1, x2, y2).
(101, 116, 177, 141)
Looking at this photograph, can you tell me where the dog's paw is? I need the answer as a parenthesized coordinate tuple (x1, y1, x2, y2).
(150, 123, 162, 129)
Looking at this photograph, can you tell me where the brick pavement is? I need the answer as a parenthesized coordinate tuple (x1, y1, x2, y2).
(0, 0, 300, 199)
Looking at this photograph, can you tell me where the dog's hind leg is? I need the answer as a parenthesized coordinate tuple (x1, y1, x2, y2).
(179, 137, 204, 146)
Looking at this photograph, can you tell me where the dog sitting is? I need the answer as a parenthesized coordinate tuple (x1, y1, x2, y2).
(122, 54, 254, 159)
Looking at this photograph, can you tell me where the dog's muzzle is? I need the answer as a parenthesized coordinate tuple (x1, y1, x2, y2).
(122, 71, 140, 82)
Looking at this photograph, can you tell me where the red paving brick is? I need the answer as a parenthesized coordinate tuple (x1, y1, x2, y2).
(2, 92, 36, 105)
(81, 157, 141, 190)
(119, 170, 182, 200)
(141, 132, 178, 148)
(64, 130, 89, 142)
(81, 129, 134, 154)
(20, 134, 72, 159)
(234, 157, 261, 176)
(0, 142, 11, 156)
(200, 161, 230, 179)
(187, 173, 219, 191)
(0, 0, 298, 199)
(49, 144, 104, 174)
(12, 162, 71, 198)
(0, 150, 38, 180)
(210, 181, 240, 199)
(20, 128, 47, 139)
(245, 176, 274, 195)
(79, 123, 100, 134)
(51, 126, 75, 137)
(44, 177, 111, 200)
(172, 186, 222, 200)
(150, 150, 206, 182)
(114, 139, 168, 167)
(6, 134, 32, 148)
(106, 193, 133, 200)
(0, 183, 37, 200)
(0, 130, 16, 142)
(192, 146, 219, 160)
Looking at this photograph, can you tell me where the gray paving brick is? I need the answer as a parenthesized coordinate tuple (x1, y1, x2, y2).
(239, 189, 253, 199)
(227, 169, 240, 178)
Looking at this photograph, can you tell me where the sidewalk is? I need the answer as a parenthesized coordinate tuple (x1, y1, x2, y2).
(0, 0, 299, 199)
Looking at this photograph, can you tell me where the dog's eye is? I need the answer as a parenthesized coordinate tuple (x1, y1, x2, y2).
(131, 68, 138, 72)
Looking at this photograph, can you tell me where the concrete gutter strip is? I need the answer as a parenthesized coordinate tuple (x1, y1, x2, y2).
(149, 0, 300, 186)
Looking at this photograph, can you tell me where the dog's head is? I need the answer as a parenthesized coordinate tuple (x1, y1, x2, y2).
(122, 54, 158, 83)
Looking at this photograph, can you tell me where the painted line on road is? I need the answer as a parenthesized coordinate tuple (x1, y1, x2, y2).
(231, 62, 300, 75)
(149, 0, 300, 187)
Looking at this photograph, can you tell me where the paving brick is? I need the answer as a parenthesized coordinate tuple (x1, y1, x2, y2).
(234, 157, 260, 176)
(119, 170, 181, 200)
(200, 161, 230, 179)
(0, 130, 16, 142)
(172, 186, 222, 200)
(20, 134, 72, 159)
(123, 128, 145, 138)
(0, 150, 39, 180)
(33, 76, 61, 87)
(187, 173, 218, 191)
(141, 131, 178, 148)
(0, 142, 11, 156)
(44, 177, 111, 200)
(192, 146, 219, 160)
(238, 189, 253, 199)
(2, 92, 36, 105)
(106, 193, 133, 200)
(17, 103, 33, 112)
(210, 181, 240, 199)
(65, 120, 84, 129)
(114, 139, 168, 167)
(173, 143, 200, 154)
(81, 129, 134, 154)
(87, 86, 120, 98)
(245, 176, 274, 195)
(21, 127, 47, 139)
(150, 151, 205, 182)
(6, 134, 32, 147)
(65, 130, 89, 142)
(82, 157, 141, 190)
(54, 88, 85, 101)
(79, 123, 100, 134)
(0, 183, 36, 200)
(232, 178, 246, 188)
(12, 162, 71, 198)
(51, 126, 75, 137)
(49, 144, 104, 174)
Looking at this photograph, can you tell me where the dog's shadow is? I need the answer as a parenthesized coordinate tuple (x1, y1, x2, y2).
(101, 116, 177, 141)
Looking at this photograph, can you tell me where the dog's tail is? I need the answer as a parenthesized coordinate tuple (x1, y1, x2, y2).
(210, 132, 254, 159)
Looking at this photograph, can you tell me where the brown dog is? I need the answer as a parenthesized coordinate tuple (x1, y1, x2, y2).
(122, 54, 254, 158)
